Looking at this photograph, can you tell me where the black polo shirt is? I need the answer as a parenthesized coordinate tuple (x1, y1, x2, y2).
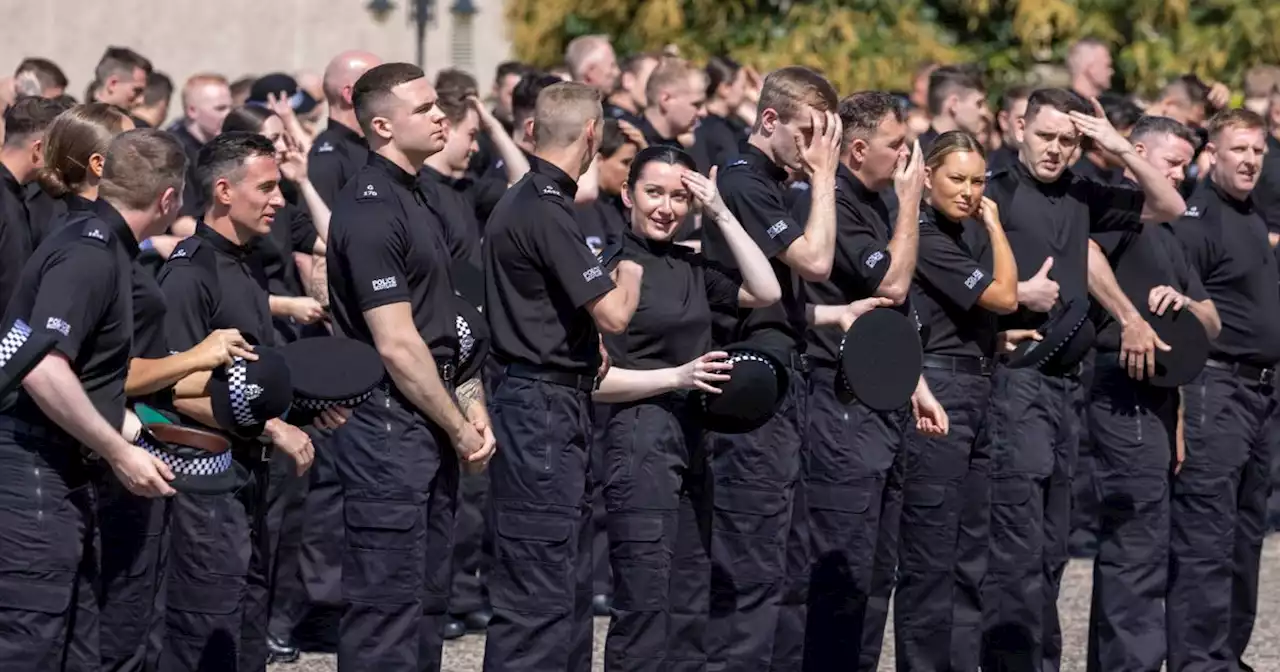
(987, 145, 1019, 173)
(250, 202, 319, 299)
(475, 148, 531, 225)
(798, 164, 899, 364)
(2, 199, 139, 430)
(1255, 134, 1280, 236)
(1170, 180, 1280, 367)
(132, 262, 169, 360)
(984, 161, 1145, 332)
(166, 123, 207, 219)
(417, 165, 481, 268)
(1071, 155, 1121, 185)
(912, 203, 998, 359)
(24, 188, 94, 249)
(575, 192, 627, 258)
(327, 153, 458, 362)
(0, 164, 32, 318)
(704, 142, 806, 358)
(638, 116, 709, 173)
(604, 228, 740, 370)
(693, 114, 748, 175)
(484, 156, 615, 374)
(309, 120, 369, 207)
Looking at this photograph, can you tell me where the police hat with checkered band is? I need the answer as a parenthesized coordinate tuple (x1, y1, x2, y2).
(837, 307, 923, 411)
(454, 294, 489, 385)
(133, 404, 248, 495)
(0, 318, 57, 399)
(282, 336, 385, 413)
(208, 336, 294, 439)
(1006, 298, 1095, 371)
(700, 343, 789, 435)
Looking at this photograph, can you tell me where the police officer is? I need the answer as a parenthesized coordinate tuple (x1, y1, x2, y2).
(700, 66, 841, 671)
(0, 128, 186, 671)
(979, 88, 1188, 672)
(1166, 109, 1280, 672)
(482, 81, 644, 672)
(636, 57, 709, 171)
(1081, 115, 1221, 671)
(593, 145, 781, 669)
(575, 118, 637, 257)
(309, 50, 382, 206)
(157, 132, 320, 672)
(324, 62, 493, 671)
(0, 96, 68, 315)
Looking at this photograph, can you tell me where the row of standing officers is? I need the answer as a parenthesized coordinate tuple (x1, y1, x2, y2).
(0, 55, 1278, 672)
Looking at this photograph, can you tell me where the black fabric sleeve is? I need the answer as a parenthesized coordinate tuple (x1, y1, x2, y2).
(718, 172, 803, 259)
(831, 198, 892, 297)
(699, 257, 743, 313)
(915, 222, 994, 312)
(157, 260, 217, 353)
(531, 208, 616, 308)
(339, 202, 412, 312)
(26, 243, 117, 362)
(1077, 179, 1145, 233)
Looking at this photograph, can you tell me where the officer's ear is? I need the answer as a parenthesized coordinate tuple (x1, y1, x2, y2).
(923, 165, 934, 192)
(369, 115, 394, 142)
(27, 138, 43, 170)
(523, 117, 536, 145)
(88, 153, 106, 179)
(848, 137, 869, 165)
(159, 186, 180, 218)
(213, 176, 235, 206)
(1014, 113, 1027, 145)
(620, 180, 634, 209)
(759, 107, 780, 136)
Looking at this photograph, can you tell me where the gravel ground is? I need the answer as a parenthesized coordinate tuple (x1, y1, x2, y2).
(276, 537, 1280, 671)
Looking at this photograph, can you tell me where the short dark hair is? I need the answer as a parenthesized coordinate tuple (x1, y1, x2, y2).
(142, 72, 174, 107)
(1162, 74, 1211, 108)
(220, 106, 275, 134)
(94, 46, 152, 84)
(512, 73, 564, 125)
(598, 118, 637, 158)
(705, 55, 742, 99)
(14, 58, 68, 94)
(927, 64, 986, 116)
(435, 71, 478, 123)
(1000, 85, 1032, 114)
(495, 61, 531, 84)
(352, 62, 427, 138)
(2, 96, 73, 147)
(435, 68, 478, 97)
(98, 129, 188, 211)
(1098, 92, 1143, 132)
(196, 132, 277, 200)
(626, 144, 697, 188)
(838, 91, 907, 149)
(1128, 115, 1198, 148)
(1024, 88, 1093, 123)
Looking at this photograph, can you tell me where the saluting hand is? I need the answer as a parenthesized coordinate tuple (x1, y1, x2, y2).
(893, 140, 925, 205)
(192, 329, 258, 371)
(682, 166, 728, 220)
(677, 351, 734, 394)
(111, 443, 176, 498)
(1068, 98, 1133, 157)
(616, 120, 649, 150)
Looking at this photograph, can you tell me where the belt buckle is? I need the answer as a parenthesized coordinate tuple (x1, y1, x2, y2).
(979, 357, 993, 376)
(1262, 368, 1274, 386)
(440, 362, 457, 384)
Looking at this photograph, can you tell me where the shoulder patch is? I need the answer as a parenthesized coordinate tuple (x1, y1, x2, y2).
(316, 141, 335, 154)
(1182, 205, 1203, 219)
(167, 237, 202, 262)
(80, 220, 111, 245)
(356, 181, 384, 201)
(539, 183, 564, 199)
(728, 158, 750, 168)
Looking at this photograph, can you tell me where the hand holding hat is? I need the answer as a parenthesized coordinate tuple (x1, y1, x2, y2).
(110, 440, 177, 498)
(1120, 313, 1171, 381)
(676, 351, 734, 395)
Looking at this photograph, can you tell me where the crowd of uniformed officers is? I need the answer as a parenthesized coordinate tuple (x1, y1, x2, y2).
(1, 33, 1280, 672)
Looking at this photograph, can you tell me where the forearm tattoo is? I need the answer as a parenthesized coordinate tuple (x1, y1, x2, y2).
(307, 254, 330, 307)
(456, 377, 484, 416)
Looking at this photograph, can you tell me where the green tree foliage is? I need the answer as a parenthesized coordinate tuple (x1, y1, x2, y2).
(504, 0, 1280, 95)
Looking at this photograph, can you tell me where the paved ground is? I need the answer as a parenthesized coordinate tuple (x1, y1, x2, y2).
(276, 537, 1280, 671)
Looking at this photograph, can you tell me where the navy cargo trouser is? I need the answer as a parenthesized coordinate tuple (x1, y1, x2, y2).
(482, 371, 596, 672)
(264, 438, 312, 643)
(450, 466, 491, 616)
(0, 418, 99, 672)
(1070, 350, 1100, 558)
(159, 449, 270, 672)
(703, 361, 807, 672)
(1167, 365, 1276, 672)
(801, 365, 905, 672)
(1085, 358, 1177, 672)
(593, 402, 613, 601)
(603, 394, 712, 671)
(981, 364, 1079, 672)
(894, 365, 993, 672)
(300, 427, 342, 607)
(98, 465, 170, 672)
(331, 386, 459, 672)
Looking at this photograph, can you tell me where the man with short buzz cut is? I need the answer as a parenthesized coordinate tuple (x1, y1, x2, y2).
(325, 62, 492, 672)
(1, 96, 72, 316)
(13, 57, 68, 99)
(604, 52, 660, 125)
(133, 72, 174, 129)
(1067, 37, 1114, 101)
(92, 46, 152, 111)
(565, 34, 621, 96)
(309, 50, 382, 206)
(919, 64, 988, 153)
(638, 57, 708, 160)
(0, 128, 187, 671)
(167, 74, 232, 231)
(990, 85, 1031, 171)
(1243, 65, 1280, 116)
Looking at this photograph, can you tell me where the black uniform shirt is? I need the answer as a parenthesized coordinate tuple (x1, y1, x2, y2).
(912, 203, 998, 359)
(24, 189, 94, 249)
(327, 153, 458, 361)
(987, 146, 1019, 173)
(475, 148, 532, 226)
(693, 114, 748, 175)
(2, 199, 139, 430)
(604, 228, 741, 370)
(166, 123, 207, 219)
(484, 156, 615, 373)
(799, 164, 897, 364)
(1255, 134, 1280, 236)
(0, 163, 33, 318)
(251, 202, 319, 298)
(1170, 180, 1280, 367)
(309, 120, 369, 207)
(159, 223, 274, 353)
(984, 161, 1145, 331)
(575, 192, 627, 257)
(638, 116, 710, 174)
(1071, 155, 1121, 185)
(132, 262, 169, 360)
(417, 164, 482, 269)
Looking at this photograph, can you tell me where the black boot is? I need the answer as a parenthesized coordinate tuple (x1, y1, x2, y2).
(442, 616, 467, 640)
(267, 635, 300, 664)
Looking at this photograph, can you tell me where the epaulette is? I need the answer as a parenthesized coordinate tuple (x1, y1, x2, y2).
(536, 179, 568, 203)
(167, 237, 202, 262)
(355, 179, 386, 202)
(78, 217, 111, 246)
(1180, 204, 1204, 219)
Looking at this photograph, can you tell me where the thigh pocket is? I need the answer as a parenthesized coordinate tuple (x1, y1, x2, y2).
(343, 499, 423, 603)
(899, 482, 954, 573)
(988, 476, 1038, 571)
(492, 510, 574, 614)
(1098, 474, 1167, 562)
(1171, 472, 1233, 559)
(608, 513, 668, 611)
(711, 485, 789, 586)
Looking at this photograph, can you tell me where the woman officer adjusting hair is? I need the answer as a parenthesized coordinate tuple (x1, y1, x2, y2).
(591, 145, 780, 667)
(890, 130, 1025, 672)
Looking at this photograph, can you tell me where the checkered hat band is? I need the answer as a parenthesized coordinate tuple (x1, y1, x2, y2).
(456, 315, 474, 364)
(227, 358, 256, 427)
(137, 434, 233, 477)
(293, 389, 373, 411)
(702, 352, 774, 408)
(0, 320, 34, 370)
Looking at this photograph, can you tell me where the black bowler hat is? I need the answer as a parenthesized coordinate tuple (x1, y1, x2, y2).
(209, 338, 294, 439)
(133, 405, 248, 495)
(701, 344, 789, 435)
(248, 73, 319, 115)
(282, 337, 385, 412)
(1149, 308, 1209, 388)
(454, 295, 489, 385)
(0, 319, 57, 399)
(836, 308, 922, 411)
(1006, 298, 1095, 370)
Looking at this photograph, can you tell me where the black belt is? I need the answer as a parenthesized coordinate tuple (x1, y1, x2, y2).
(0, 415, 72, 444)
(504, 364, 596, 392)
(1205, 358, 1275, 385)
(922, 354, 993, 377)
